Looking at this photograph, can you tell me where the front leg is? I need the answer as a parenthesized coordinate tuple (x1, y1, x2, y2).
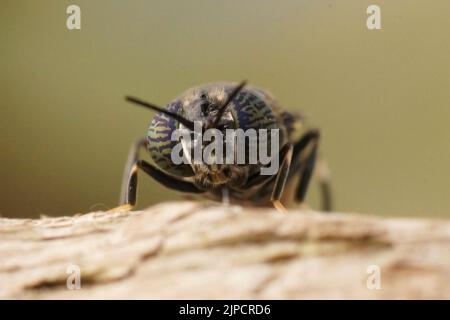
(270, 143, 293, 213)
(292, 130, 320, 205)
(122, 160, 204, 208)
(290, 129, 332, 211)
(114, 137, 204, 211)
(242, 143, 293, 212)
(112, 137, 146, 211)
(119, 137, 147, 205)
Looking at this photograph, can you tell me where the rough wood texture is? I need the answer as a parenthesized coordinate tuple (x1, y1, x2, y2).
(0, 201, 449, 299)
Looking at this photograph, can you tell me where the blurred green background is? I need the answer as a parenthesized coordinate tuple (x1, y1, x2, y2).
(1, 0, 449, 218)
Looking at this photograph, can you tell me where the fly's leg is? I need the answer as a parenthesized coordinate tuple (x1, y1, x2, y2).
(291, 129, 332, 211)
(315, 158, 332, 212)
(112, 137, 203, 212)
(119, 137, 147, 205)
(270, 143, 293, 213)
(122, 160, 203, 208)
(110, 137, 147, 212)
(221, 187, 230, 206)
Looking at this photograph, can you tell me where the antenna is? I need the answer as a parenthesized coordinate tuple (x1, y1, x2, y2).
(213, 80, 247, 126)
(125, 96, 195, 131)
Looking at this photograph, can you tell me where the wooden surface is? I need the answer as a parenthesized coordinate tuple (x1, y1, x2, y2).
(0, 201, 449, 299)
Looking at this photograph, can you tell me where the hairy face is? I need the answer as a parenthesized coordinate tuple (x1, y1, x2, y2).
(191, 163, 248, 190)
(180, 84, 236, 130)
(178, 123, 249, 190)
(176, 84, 250, 189)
